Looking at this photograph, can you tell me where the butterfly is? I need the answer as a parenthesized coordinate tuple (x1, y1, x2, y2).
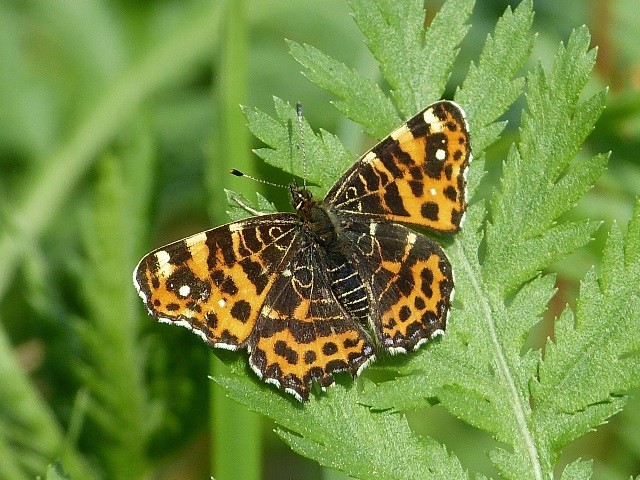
(133, 100, 471, 401)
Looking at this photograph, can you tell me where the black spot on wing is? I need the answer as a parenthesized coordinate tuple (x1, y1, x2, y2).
(421, 202, 439, 221)
(231, 300, 251, 323)
(274, 340, 299, 365)
(384, 183, 410, 215)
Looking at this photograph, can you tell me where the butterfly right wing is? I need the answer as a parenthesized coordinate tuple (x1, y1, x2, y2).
(338, 215, 454, 353)
(133, 215, 300, 350)
(325, 101, 471, 233)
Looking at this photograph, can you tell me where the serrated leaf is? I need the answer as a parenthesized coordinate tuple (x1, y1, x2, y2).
(224, 189, 276, 221)
(288, 40, 400, 139)
(362, 18, 615, 480)
(484, 26, 607, 297)
(217, 2, 635, 480)
(350, 0, 473, 115)
(214, 371, 468, 480)
(76, 154, 150, 479)
(558, 458, 593, 479)
(43, 463, 71, 480)
(245, 97, 353, 192)
(456, 1, 533, 141)
(531, 202, 640, 457)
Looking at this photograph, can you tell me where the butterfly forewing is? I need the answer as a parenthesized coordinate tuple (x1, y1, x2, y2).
(325, 101, 471, 233)
(134, 215, 300, 349)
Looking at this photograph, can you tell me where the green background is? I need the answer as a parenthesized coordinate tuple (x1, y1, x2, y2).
(0, 0, 638, 479)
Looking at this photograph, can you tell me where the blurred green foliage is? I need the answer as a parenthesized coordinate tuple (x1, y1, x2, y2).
(1, 1, 639, 479)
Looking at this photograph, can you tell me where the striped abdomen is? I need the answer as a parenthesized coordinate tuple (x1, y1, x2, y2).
(326, 251, 369, 324)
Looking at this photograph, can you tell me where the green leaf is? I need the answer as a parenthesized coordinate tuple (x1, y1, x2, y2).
(75, 145, 153, 480)
(214, 366, 467, 480)
(361, 17, 616, 480)
(288, 40, 400, 139)
(225, 189, 277, 221)
(455, 0, 533, 147)
(531, 201, 640, 457)
(244, 97, 353, 192)
(485, 29, 609, 293)
(558, 459, 593, 480)
(43, 463, 71, 480)
(349, 0, 474, 115)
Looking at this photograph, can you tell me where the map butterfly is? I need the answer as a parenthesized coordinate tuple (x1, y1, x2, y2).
(134, 100, 471, 401)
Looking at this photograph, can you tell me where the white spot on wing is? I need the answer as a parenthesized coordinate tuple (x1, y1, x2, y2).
(265, 377, 281, 388)
(362, 151, 377, 164)
(390, 124, 410, 141)
(154, 250, 173, 277)
(430, 187, 437, 196)
(160, 318, 210, 344)
(423, 108, 443, 132)
(155, 250, 170, 265)
(178, 285, 191, 297)
(250, 360, 263, 379)
(284, 387, 304, 402)
(185, 231, 207, 248)
(356, 355, 376, 376)
(218, 298, 226, 308)
(413, 338, 428, 350)
(430, 329, 445, 338)
(435, 148, 446, 161)
(132, 265, 147, 302)
(387, 346, 407, 355)
(369, 222, 378, 236)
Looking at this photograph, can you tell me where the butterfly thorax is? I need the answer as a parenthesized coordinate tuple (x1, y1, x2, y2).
(290, 184, 370, 325)
(290, 184, 338, 247)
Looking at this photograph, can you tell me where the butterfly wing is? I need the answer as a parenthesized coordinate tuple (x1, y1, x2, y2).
(338, 215, 453, 353)
(133, 215, 300, 350)
(248, 238, 375, 401)
(325, 100, 471, 233)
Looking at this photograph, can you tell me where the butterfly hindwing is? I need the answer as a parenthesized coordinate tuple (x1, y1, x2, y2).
(248, 240, 375, 401)
(134, 215, 299, 349)
(338, 215, 453, 352)
(325, 100, 471, 233)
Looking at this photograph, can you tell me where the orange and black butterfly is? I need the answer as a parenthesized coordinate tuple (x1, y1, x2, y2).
(134, 100, 471, 401)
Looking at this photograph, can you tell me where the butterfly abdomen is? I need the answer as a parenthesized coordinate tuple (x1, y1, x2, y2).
(325, 251, 370, 324)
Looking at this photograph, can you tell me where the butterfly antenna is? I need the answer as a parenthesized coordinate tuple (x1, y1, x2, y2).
(229, 169, 289, 189)
(296, 102, 307, 189)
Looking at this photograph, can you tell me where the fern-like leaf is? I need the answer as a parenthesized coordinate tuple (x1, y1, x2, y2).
(215, 358, 467, 480)
(214, 1, 637, 479)
(532, 200, 640, 462)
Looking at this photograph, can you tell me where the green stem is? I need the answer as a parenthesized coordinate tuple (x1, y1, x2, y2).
(209, 1, 262, 479)
(454, 238, 544, 479)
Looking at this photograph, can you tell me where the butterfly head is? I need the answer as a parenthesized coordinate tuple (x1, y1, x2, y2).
(290, 183, 314, 212)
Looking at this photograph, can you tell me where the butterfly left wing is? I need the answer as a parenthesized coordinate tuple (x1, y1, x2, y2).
(325, 100, 471, 233)
(133, 215, 300, 350)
